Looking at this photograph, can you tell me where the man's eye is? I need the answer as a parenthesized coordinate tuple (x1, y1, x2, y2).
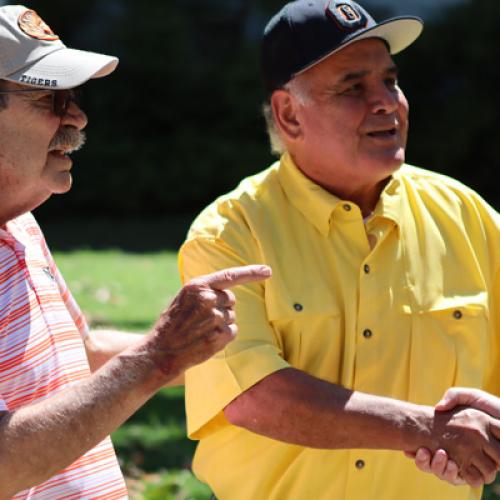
(38, 93, 53, 102)
(27, 91, 51, 102)
(29, 92, 53, 108)
(341, 83, 362, 95)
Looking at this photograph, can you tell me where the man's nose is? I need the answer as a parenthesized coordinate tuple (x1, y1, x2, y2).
(369, 84, 399, 115)
(60, 100, 88, 131)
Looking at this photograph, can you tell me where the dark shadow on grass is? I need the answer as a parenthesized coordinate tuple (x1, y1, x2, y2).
(90, 320, 156, 331)
(113, 387, 196, 471)
(33, 213, 197, 252)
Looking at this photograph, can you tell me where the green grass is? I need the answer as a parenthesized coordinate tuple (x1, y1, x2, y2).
(53, 249, 181, 331)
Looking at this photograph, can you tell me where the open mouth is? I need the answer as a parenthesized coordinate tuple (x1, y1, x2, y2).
(48, 149, 73, 161)
(49, 147, 72, 157)
(367, 128, 397, 138)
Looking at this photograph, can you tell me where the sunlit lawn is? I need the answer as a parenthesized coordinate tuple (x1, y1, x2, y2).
(54, 250, 181, 331)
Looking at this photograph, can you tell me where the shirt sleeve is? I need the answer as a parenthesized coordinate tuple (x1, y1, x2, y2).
(54, 266, 90, 341)
(179, 237, 290, 439)
(39, 231, 90, 342)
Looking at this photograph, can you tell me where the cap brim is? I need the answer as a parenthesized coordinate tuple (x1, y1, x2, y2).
(4, 47, 119, 89)
(296, 16, 423, 77)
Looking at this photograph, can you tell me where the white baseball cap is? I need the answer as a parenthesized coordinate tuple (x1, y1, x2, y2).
(0, 5, 118, 89)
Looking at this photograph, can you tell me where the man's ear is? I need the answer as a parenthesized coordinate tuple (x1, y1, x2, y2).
(271, 89, 303, 143)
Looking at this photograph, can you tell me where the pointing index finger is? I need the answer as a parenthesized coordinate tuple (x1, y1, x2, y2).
(203, 265, 272, 290)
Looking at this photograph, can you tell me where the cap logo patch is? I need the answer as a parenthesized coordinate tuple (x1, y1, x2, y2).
(18, 10, 59, 41)
(326, 1, 367, 31)
(338, 5, 360, 22)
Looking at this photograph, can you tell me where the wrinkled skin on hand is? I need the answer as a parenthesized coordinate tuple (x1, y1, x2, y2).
(143, 265, 272, 380)
(408, 388, 500, 487)
(430, 406, 500, 488)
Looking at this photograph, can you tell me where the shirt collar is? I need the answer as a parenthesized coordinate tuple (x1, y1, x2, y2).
(372, 169, 403, 226)
(278, 152, 405, 235)
(278, 153, 343, 236)
(0, 218, 27, 250)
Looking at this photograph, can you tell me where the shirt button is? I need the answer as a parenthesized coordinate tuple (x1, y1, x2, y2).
(355, 459, 365, 469)
(364, 264, 370, 274)
(293, 303, 303, 312)
(343, 204, 352, 212)
(453, 310, 462, 320)
(363, 329, 373, 339)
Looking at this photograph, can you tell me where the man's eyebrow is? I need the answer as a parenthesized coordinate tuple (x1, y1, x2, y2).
(338, 65, 399, 83)
(339, 70, 369, 83)
(386, 65, 399, 76)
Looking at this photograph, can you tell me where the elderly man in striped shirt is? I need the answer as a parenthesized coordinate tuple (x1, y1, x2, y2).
(0, 5, 271, 498)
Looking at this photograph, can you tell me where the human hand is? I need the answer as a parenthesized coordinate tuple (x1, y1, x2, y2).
(404, 448, 465, 486)
(145, 265, 272, 380)
(407, 406, 500, 488)
(407, 389, 500, 486)
(434, 407, 500, 487)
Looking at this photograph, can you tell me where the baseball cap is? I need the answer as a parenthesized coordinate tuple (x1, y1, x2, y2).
(0, 5, 118, 89)
(261, 0, 423, 93)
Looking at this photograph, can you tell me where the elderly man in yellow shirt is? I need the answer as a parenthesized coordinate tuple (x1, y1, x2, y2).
(179, 1, 500, 499)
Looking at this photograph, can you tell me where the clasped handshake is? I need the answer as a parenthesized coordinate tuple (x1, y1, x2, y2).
(405, 388, 500, 488)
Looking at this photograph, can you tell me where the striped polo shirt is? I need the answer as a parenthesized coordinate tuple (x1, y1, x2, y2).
(0, 213, 127, 499)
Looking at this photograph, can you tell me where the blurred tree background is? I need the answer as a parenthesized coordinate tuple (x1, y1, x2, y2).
(5, 0, 500, 497)
(4, 0, 497, 225)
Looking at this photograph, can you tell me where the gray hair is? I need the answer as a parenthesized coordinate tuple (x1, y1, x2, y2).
(262, 75, 312, 156)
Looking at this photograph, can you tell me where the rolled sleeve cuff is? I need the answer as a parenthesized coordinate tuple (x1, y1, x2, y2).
(186, 343, 290, 440)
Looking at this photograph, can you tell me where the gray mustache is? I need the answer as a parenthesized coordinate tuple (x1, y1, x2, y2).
(49, 126, 86, 154)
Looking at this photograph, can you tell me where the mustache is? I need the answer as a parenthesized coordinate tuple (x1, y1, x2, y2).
(48, 126, 86, 154)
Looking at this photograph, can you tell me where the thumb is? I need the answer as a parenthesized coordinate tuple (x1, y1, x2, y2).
(435, 387, 485, 412)
(435, 388, 461, 411)
(202, 265, 272, 290)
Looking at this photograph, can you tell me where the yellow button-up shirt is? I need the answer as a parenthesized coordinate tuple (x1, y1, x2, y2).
(179, 154, 500, 500)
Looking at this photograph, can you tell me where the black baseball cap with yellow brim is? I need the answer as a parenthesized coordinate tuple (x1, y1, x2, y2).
(261, 0, 423, 93)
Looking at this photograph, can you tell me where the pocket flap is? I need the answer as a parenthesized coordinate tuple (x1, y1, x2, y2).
(405, 292, 488, 319)
(265, 282, 341, 321)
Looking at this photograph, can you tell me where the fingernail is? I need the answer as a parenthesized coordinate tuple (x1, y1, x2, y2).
(435, 400, 447, 411)
(259, 265, 272, 276)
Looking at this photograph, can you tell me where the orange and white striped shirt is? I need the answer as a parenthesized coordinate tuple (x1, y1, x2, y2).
(0, 213, 127, 499)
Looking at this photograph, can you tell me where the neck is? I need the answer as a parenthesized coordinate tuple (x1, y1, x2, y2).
(0, 190, 50, 227)
(297, 165, 390, 217)
(0, 203, 34, 227)
(287, 152, 400, 218)
(332, 177, 390, 217)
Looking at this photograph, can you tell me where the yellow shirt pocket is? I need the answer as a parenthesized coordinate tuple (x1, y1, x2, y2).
(266, 297, 344, 382)
(406, 298, 489, 405)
